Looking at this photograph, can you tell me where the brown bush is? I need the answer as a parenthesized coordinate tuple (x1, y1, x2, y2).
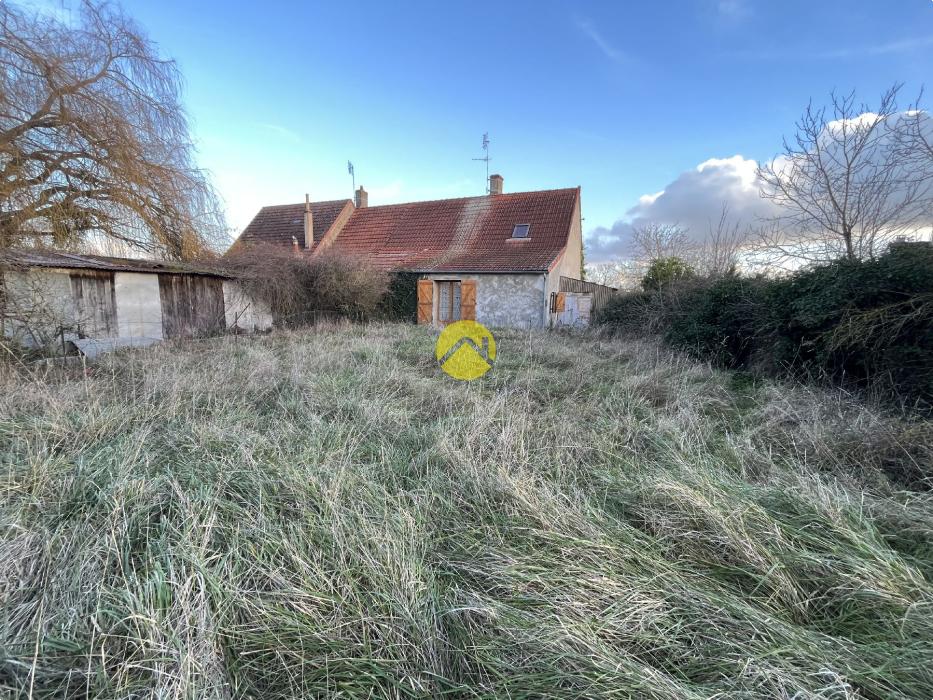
(222, 245, 389, 326)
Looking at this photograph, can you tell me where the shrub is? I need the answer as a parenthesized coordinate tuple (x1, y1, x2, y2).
(769, 244, 933, 404)
(641, 256, 694, 291)
(663, 275, 771, 368)
(597, 245, 933, 410)
(378, 271, 419, 322)
(593, 289, 666, 335)
(223, 245, 389, 326)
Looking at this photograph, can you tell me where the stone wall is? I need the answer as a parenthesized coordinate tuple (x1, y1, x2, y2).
(426, 273, 546, 329)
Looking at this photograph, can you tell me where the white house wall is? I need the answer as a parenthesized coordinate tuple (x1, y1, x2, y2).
(544, 191, 584, 318)
(114, 272, 163, 339)
(427, 273, 547, 329)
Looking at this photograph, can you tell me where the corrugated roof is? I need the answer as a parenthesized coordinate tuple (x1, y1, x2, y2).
(0, 250, 230, 277)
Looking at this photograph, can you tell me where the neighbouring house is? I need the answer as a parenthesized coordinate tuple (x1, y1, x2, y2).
(232, 175, 613, 328)
(0, 250, 271, 356)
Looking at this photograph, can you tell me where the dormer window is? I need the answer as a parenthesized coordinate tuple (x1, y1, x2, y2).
(512, 224, 530, 239)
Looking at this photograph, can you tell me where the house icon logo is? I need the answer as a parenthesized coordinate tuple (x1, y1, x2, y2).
(435, 320, 497, 381)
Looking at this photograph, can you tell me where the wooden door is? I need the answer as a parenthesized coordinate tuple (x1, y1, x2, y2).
(158, 274, 225, 339)
(436, 281, 461, 325)
(69, 271, 117, 338)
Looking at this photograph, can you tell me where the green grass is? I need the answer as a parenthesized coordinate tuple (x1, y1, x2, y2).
(1, 323, 931, 698)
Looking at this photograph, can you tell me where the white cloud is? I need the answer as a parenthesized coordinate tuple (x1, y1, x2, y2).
(574, 16, 627, 64)
(717, 0, 750, 20)
(585, 109, 933, 265)
(585, 155, 779, 263)
(257, 123, 302, 143)
(820, 35, 933, 59)
(730, 35, 933, 61)
(638, 190, 664, 206)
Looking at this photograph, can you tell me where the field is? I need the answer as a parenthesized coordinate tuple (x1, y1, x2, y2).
(1, 323, 932, 698)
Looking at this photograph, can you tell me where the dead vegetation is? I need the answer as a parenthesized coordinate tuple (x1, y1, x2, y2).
(221, 245, 389, 325)
(0, 324, 931, 698)
(0, 0, 225, 258)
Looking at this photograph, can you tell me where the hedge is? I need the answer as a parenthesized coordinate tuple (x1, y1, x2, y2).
(596, 245, 933, 410)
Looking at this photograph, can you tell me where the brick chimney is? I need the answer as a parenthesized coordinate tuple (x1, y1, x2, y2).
(303, 193, 314, 248)
(355, 186, 368, 208)
(489, 174, 503, 195)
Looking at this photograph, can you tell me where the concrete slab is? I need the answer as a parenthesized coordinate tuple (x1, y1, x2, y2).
(72, 336, 161, 359)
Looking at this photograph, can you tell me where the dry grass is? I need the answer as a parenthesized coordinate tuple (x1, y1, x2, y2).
(1, 323, 931, 698)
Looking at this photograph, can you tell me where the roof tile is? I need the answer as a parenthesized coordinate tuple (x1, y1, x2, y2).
(234, 199, 352, 249)
(232, 188, 579, 273)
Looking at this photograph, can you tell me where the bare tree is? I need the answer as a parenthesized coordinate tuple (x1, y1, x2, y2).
(694, 204, 749, 275)
(0, 0, 225, 259)
(894, 92, 933, 200)
(629, 222, 692, 263)
(586, 260, 640, 289)
(757, 85, 931, 264)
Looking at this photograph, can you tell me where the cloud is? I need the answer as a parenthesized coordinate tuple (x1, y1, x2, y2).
(730, 35, 933, 61)
(819, 35, 933, 59)
(716, 0, 751, 20)
(258, 123, 302, 143)
(585, 109, 933, 264)
(585, 155, 779, 263)
(574, 16, 627, 64)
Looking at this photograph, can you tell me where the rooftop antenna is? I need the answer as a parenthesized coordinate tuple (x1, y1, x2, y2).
(347, 160, 356, 197)
(472, 133, 491, 193)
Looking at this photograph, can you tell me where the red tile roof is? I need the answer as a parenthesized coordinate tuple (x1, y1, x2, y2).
(330, 187, 579, 273)
(231, 187, 579, 273)
(234, 199, 351, 249)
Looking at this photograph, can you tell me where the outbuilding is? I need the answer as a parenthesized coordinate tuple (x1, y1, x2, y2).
(0, 250, 271, 355)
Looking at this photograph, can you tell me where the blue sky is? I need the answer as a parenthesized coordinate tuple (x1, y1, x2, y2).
(49, 0, 933, 257)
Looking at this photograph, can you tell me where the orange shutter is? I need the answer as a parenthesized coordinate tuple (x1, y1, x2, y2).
(461, 280, 476, 320)
(417, 279, 433, 324)
(555, 292, 566, 313)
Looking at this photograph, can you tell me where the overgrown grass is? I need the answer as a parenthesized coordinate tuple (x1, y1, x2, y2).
(1, 323, 931, 698)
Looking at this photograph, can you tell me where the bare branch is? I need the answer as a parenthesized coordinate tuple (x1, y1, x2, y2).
(0, 0, 226, 259)
(756, 84, 932, 265)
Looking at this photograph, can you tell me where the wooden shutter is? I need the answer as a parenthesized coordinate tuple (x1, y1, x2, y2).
(417, 279, 433, 325)
(461, 280, 476, 321)
(555, 292, 566, 313)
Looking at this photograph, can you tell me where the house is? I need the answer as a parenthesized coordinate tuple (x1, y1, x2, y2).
(232, 175, 592, 328)
(0, 250, 271, 356)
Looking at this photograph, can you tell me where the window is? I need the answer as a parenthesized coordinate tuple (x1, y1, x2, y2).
(512, 223, 530, 238)
(436, 280, 461, 323)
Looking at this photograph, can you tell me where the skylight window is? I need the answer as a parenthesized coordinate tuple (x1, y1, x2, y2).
(512, 224, 530, 239)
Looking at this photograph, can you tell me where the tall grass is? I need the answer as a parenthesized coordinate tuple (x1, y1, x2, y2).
(1, 324, 931, 698)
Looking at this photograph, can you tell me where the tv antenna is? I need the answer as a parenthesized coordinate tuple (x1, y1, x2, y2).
(472, 133, 491, 193)
(347, 160, 356, 196)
